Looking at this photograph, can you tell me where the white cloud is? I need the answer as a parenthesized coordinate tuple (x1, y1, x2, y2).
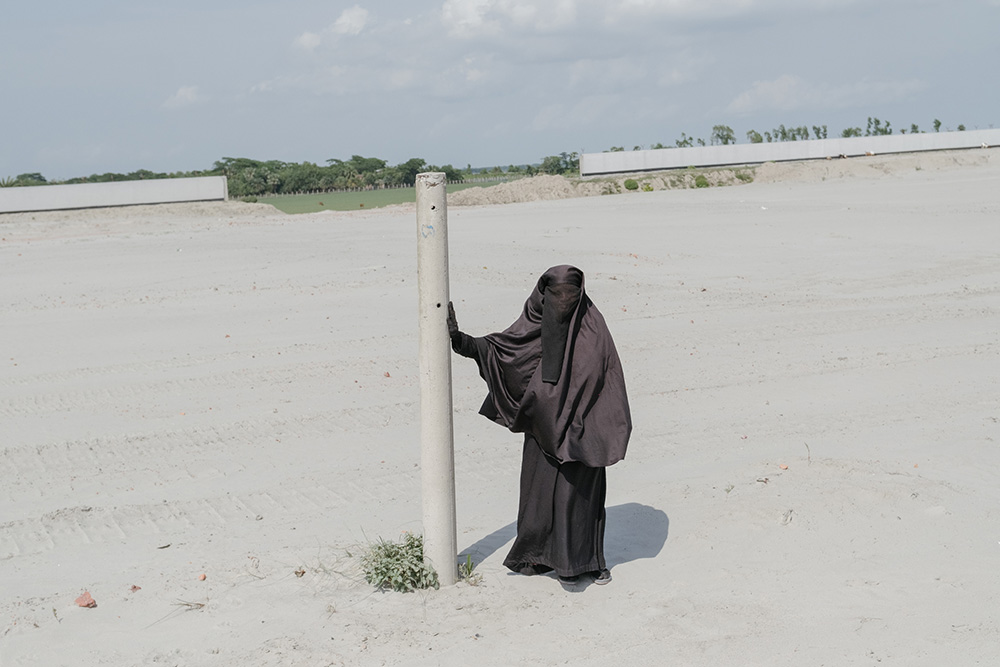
(604, 0, 865, 23)
(290, 7, 370, 53)
(250, 66, 354, 96)
(164, 86, 200, 108)
(332, 5, 370, 35)
(439, 0, 863, 37)
(727, 74, 802, 113)
(727, 74, 926, 114)
(250, 79, 275, 94)
(531, 103, 566, 131)
(442, 0, 497, 37)
(658, 66, 696, 87)
(441, 0, 577, 37)
(388, 68, 419, 89)
(656, 49, 708, 86)
(568, 58, 646, 90)
(531, 93, 629, 132)
(295, 31, 323, 51)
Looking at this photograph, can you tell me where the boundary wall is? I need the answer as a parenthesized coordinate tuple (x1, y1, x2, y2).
(579, 129, 1000, 177)
(0, 176, 228, 214)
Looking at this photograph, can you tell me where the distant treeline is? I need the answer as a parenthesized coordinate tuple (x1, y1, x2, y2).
(0, 153, 581, 197)
(608, 117, 970, 151)
(2, 117, 978, 191)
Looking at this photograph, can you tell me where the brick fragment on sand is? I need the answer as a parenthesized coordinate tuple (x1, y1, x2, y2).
(76, 591, 97, 608)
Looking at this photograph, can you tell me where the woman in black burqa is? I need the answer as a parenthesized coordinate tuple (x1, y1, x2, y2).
(448, 265, 631, 584)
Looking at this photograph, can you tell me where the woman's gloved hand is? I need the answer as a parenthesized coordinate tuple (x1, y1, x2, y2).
(447, 301, 461, 344)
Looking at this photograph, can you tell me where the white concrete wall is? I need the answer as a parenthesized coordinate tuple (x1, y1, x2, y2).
(579, 129, 1000, 176)
(0, 176, 228, 214)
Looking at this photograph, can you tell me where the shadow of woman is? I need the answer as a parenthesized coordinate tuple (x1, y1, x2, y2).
(604, 502, 670, 568)
(459, 502, 669, 569)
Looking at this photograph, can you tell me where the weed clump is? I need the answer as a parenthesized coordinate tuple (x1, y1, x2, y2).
(624, 178, 639, 191)
(361, 533, 439, 592)
(694, 174, 710, 188)
(459, 554, 483, 586)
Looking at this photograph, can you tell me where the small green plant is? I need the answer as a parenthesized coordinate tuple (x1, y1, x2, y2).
(243, 195, 258, 203)
(360, 533, 439, 592)
(694, 174, 710, 188)
(459, 554, 483, 586)
(624, 178, 639, 191)
(641, 182, 653, 192)
(735, 170, 753, 183)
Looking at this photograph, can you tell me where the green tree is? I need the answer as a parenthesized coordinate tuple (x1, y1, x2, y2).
(865, 117, 891, 136)
(15, 172, 47, 186)
(539, 155, 564, 174)
(346, 155, 387, 174)
(537, 152, 578, 175)
(427, 163, 463, 182)
(393, 158, 427, 186)
(746, 130, 763, 144)
(711, 125, 736, 145)
(841, 127, 863, 138)
(933, 119, 942, 132)
(561, 151, 579, 174)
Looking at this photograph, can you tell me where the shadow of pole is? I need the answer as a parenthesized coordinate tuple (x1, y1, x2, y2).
(458, 502, 669, 569)
(459, 521, 517, 567)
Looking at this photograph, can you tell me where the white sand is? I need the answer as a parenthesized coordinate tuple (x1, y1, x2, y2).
(2, 149, 999, 665)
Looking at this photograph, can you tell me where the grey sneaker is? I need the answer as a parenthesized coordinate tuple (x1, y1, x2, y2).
(593, 569, 612, 585)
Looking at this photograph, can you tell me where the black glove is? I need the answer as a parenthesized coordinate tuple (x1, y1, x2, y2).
(447, 301, 480, 358)
(447, 301, 461, 344)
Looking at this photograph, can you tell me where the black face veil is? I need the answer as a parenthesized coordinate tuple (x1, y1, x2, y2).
(540, 279, 582, 384)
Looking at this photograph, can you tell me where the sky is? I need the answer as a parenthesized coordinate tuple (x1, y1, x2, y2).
(2, 0, 998, 180)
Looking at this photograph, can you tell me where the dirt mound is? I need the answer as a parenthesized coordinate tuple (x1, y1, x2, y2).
(448, 147, 999, 206)
(448, 168, 756, 206)
(753, 147, 996, 183)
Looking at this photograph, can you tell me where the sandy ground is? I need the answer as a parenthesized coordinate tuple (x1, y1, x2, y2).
(2, 149, 999, 666)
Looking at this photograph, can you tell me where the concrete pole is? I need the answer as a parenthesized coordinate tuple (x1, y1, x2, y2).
(415, 172, 458, 586)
